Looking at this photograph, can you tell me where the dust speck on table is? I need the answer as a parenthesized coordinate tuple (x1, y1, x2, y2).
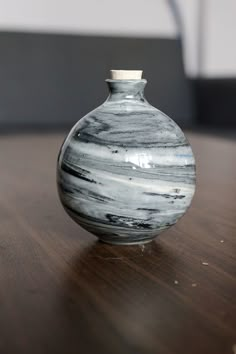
(140, 244, 145, 252)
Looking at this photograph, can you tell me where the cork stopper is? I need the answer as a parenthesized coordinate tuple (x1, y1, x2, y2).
(110, 70, 143, 80)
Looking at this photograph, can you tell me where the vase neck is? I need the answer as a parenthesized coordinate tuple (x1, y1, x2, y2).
(106, 79, 147, 102)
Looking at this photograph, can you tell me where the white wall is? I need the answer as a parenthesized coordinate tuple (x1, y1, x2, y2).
(202, 0, 236, 77)
(0, 0, 236, 78)
(0, 0, 177, 37)
(178, 0, 236, 77)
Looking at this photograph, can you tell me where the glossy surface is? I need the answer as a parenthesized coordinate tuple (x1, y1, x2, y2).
(57, 79, 196, 244)
(0, 132, 235, 354)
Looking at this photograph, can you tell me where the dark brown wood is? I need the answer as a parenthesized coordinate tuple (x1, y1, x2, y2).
(0, 132, 235, 354)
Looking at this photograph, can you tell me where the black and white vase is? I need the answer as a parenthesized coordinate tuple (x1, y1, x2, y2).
(57, 70, 196, 245)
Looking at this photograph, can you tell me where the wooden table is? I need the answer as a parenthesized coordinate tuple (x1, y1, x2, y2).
(0, 132, 235, 354)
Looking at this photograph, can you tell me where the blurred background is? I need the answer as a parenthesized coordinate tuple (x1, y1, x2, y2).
(0, 0, 235, 133)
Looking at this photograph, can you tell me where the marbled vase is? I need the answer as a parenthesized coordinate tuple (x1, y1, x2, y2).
(57, 72, 196, 245)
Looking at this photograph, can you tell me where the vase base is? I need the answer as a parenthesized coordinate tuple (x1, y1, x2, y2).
(99, 238, 155, 246)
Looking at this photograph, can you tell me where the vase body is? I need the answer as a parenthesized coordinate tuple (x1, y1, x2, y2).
(57, 78, 196, 244)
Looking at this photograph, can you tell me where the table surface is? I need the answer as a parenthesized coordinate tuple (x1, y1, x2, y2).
(0, 132, 235, 354)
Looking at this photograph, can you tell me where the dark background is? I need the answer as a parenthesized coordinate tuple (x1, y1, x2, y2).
(0, 32, 195, 131)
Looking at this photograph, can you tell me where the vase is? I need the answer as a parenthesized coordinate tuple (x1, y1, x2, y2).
(57, 70, 196, 245)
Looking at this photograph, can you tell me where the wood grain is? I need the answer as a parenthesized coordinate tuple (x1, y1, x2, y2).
(0, 132, 235, 354)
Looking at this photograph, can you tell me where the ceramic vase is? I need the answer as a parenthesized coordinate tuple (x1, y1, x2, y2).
(57, 70, 196, 245)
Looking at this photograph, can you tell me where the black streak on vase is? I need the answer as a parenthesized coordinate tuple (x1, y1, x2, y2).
(106, 213, 152, 229)
(61, 162, 99, 184)
(143, 192, 185, 199)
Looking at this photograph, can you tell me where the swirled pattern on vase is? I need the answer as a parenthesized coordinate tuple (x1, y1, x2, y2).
(57, 79, 196, 244)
